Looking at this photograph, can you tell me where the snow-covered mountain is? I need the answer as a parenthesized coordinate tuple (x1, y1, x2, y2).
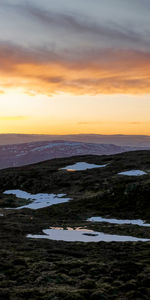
(0, 140, 134, 170)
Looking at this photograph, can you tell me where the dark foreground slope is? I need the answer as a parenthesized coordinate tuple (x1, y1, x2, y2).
(0, 151, 150, 299)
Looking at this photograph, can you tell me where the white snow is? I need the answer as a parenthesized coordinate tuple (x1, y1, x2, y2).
(3, 190, 71, 210)
(16, 153, 26, 157)
(88, 217, 150, 227)
(31, 142, 82, 152)
(118, 170, 147, 176)
(61, 162, 107, 171)
(27, 227, 150, 242)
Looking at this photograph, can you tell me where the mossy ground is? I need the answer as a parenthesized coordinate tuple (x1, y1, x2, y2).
(0, 151, 150, 299)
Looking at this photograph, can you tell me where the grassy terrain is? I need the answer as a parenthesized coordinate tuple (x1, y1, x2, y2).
(0, 151, 150, 299)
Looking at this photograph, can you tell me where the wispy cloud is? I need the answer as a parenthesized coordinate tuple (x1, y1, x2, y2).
(2, 2, 150, 49)
(128, 122, 145, 125)
(0, 90, 5, 94)
(0, 41, 150, 95)
(0, 116, 28, 121)
(78, 121, 104, 125)
(23, 5, 146, 44)
(0, 2, 150, 95)
(78, 121, 149, 125)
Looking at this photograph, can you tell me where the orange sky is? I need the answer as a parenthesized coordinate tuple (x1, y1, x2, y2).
(1, 0, 150, 135)
(1, 47, 150, 95)
(1, 91, 150, 135)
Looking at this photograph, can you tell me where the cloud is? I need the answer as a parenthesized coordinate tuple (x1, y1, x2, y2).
(1, 41, 150, 95)
(2, 2, 150, 49)
(78, 121, 103, 125)
(128, 122, 144, 125)
(1, 1, 150, 95)
(24, 5, 143, 43)
(0, 90, 5, 94)
(78, 121, 148, 125)
(0, 116, 28, 121)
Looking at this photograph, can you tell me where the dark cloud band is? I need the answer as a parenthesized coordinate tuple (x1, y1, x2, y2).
(0, 41, 150, 94)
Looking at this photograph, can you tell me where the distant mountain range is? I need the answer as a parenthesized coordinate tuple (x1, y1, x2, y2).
(1, 133, 150, 146)
(0, 139, 150, 170)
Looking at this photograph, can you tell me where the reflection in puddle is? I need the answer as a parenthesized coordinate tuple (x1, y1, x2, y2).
(61, 162, 107, 171)
(3, 190, 71, 210)
(27, 227, 150, 242)
(88, 217, 150, 227)
(118, 170, 147, 176)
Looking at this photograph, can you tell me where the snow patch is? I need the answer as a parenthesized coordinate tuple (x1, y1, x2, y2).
(118, 170, 147, 176)
(3, 190, 71, 210)
(27, 227, 150, 242)
(88, 217, 150, 227)
(61, 162, 107, 171)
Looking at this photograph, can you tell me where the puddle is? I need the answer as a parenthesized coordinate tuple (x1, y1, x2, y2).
(118, 170, 147, 176)
(61, 162, 107, 171)
(3, 190, 71, 210)
(27, 227, 150, 242)
(88, 217, 150, 227)
(0, 213, 3, 216)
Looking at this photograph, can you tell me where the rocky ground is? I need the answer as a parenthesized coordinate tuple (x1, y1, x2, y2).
(0, 150, 150, 299)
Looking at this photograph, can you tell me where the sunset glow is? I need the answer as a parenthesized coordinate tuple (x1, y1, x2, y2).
(0, 0, 150, 135)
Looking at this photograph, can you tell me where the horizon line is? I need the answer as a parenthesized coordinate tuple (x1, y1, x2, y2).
(0, 133, 150, 137)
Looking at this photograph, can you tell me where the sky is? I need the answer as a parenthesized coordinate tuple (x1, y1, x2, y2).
(0, 0, 150, 135)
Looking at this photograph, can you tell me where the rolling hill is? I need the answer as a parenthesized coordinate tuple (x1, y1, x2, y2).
(0, 151, 150, 299)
